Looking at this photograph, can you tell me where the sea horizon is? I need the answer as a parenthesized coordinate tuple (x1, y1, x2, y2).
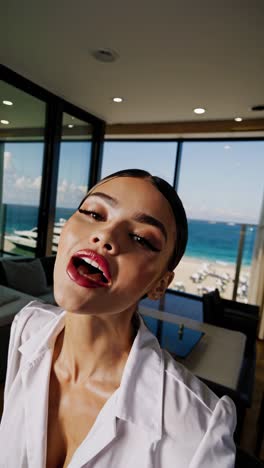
(2, 201, 258, 226)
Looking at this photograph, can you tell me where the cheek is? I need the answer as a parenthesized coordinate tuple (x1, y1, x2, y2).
(54, 221, 79, 280)
(57, 218, 80, 255)
(117, 254, 164, 293)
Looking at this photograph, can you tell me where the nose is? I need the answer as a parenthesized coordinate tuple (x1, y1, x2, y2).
(90, 226, 120, 255)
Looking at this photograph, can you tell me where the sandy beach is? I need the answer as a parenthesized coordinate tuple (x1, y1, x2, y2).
(171, 256, 250, 301)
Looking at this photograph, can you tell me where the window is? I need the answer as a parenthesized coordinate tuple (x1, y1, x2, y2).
(0, 81, 46, 256)
(52, 113, 92, 251)
(173, 141, 264, 302)
(101, 141, 177, 184)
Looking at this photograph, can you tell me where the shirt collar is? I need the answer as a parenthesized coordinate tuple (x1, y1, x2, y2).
(18, 306, 66, 362)
(19, 309, 164, 441)
(115, 314, 164, 440)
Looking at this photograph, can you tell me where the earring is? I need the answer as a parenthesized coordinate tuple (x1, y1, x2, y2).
(148, 291, 160, 301)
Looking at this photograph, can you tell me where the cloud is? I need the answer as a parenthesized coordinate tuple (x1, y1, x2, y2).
(15, 176, 30, 189)
(2, 148, 87, 208)
(32, 176, 42, 189)
(78, 185, 87, 194)
(2, 152, 42, 204)
(4, 151, 14, 171)
(14, 175, 42, 190)
(56, 179, 88, 207)
(58, 179, 68, 193)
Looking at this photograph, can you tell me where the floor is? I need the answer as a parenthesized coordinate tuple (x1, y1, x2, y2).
(0, 341, 264, 461)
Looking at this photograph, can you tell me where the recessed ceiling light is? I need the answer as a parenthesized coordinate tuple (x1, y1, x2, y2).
(112, 97, 124, 103)
(0, 119, 10, 124)
(68, 124, 74, 128)
(3, 100, 13, 106)
(234, 117, 243, 122)
(251, 105, 264, 111)
(92, 48, 119, 63)
(224, 145, 231, 150)
(193, 108, 206, 114)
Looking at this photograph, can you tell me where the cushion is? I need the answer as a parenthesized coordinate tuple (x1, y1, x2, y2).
(0, 290, 20, 307)
(38, 286, 56, 305)
(2, 258, 49, 296)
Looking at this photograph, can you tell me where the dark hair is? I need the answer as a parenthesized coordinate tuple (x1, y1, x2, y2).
(96, 169, 188, 270)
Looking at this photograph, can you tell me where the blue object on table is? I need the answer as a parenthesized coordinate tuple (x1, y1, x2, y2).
(142, 315, 204, 358)
(142, 315, 159, 336)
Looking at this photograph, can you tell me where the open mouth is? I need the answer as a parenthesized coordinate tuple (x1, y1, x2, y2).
(66, 250, 111, 289)
(73, 257, 109, 284)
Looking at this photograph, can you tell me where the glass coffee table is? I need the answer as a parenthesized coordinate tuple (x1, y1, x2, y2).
(141, 314, 204, 358)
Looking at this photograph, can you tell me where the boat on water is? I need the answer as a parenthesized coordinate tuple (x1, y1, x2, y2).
(5, 218, 66, 253)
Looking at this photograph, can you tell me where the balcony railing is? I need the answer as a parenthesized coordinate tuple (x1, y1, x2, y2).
(171, 222, 256, 303)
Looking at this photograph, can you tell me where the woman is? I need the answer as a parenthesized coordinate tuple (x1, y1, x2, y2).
(0, 169, 236, 467)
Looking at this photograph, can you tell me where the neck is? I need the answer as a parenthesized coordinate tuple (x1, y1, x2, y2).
(54, 306, 139, 388)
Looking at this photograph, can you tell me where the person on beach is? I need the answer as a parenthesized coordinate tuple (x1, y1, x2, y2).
(0, 169, 236, 467)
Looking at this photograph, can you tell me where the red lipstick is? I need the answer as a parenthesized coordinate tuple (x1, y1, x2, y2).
(67, 250, 111, 289)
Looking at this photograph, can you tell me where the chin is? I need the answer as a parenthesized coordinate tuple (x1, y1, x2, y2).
(54, 281, 86, 313)
(53, 280, 107, 315)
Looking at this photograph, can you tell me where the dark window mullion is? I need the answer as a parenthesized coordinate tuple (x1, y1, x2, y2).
(88, 121, 106, 189)
(173, 140, 183, 191)
(36, 100, 63, 257)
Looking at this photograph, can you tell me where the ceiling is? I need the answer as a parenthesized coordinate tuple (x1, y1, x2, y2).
(0, 81, 93, 139)
(1, 0, 264, 127)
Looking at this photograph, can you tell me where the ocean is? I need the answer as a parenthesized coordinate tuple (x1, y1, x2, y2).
(2, 204, 257, 266)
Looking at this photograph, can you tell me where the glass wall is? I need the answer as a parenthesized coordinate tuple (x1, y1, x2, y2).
(1, 65, 263, 305)
(174, 141, 264, 302)
(0, 81, 46, 256)
(102, 139, 264, 303)
(1, 67, 105, 258)
(52, 113, 93, 251)
(101, 141, 177, 184)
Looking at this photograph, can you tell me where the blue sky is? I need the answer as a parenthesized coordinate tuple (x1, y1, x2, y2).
(3, 141, 91, 208)
(2, 140, 264, 223)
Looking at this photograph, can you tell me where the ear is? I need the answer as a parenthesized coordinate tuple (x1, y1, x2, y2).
(147, 271, 174, 301)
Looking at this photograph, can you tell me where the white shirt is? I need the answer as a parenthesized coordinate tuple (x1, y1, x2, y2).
(0, 301, 236, 468)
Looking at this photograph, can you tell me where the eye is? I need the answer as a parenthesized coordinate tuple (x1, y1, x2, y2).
(129, 233, 160, 252)
(78, 208, 104, 221)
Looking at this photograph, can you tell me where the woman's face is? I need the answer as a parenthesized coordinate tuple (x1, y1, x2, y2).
(54, 177, 176, 315)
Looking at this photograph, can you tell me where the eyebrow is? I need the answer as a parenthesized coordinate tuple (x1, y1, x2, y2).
(133, 213, 167, 242)
(87, 192, 118, 207)
(85, 192, 168, 242)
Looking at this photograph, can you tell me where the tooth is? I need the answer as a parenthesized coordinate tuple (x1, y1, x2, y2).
(81, 257, 89, 265)
(92, 261, 103, 273)
(90, 260, 102, 272)
(81, 257, 105, 276)
(81, 257, 94, 267)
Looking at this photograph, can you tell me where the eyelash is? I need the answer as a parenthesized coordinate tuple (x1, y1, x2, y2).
(129, 234, 160, 252)
(78, 208, 160, 253)
(79, 208, 104, 221)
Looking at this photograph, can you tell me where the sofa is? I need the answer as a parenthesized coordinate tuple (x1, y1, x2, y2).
(0, 255, 56, 382)
(0, 255, 56, 304)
